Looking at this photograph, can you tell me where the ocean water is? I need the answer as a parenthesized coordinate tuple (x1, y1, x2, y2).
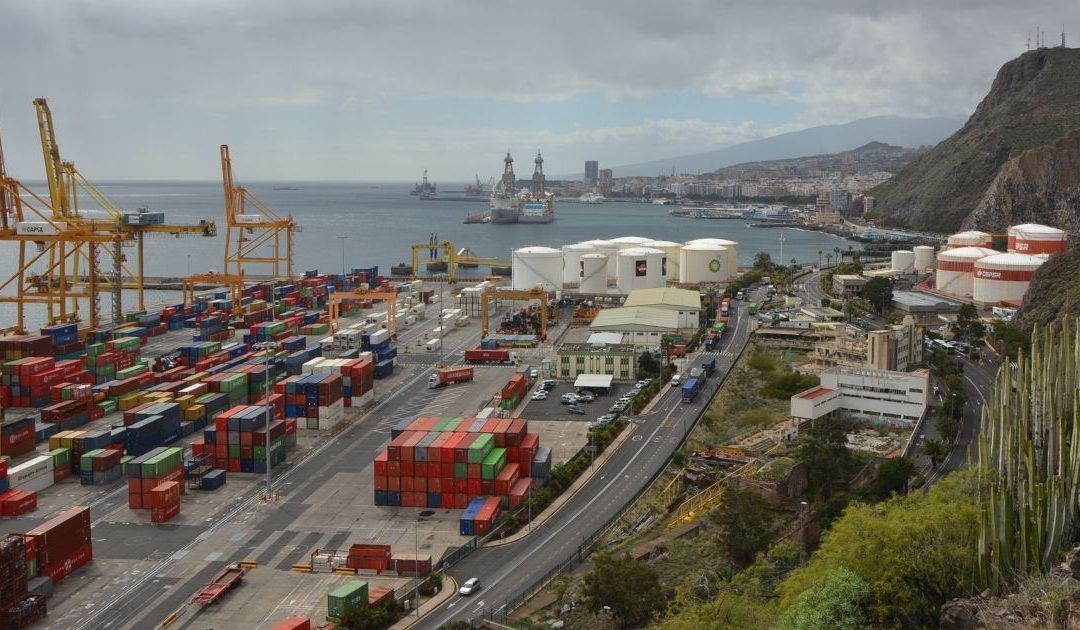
(0, 181, 856, 330)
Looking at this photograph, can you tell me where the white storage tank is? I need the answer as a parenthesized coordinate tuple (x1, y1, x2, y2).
(1007, 223, 1068, 255)
(935, 246, 998, 298)
(578, 239, 620, 278)
(616, 247, 665, 293)
(512, 246, 564, 290)
(561, 243, 596, 285)
(913, 245, 935, 272)
(973, 252, 1046, 305)
(610, 236, 653, 250)
(679, 243, 729, 283)
(641, 240, 682, 281)
(685, 238, 739, 276)
(946, 230, 993, 249)
(578, 253, 608, 293)
(891, 250, 915, 273)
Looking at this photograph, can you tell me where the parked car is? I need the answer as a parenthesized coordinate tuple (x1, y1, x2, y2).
(610, 402, 628, 413)
(531, 392, 548, 401)
(588, 414, 616, 429)
(576, 391, 595, 402)
(459, 578, 481, 596)
(636, 378, 652, 387)
(540, 380, 556, 390)
(561, 393, 580, 405)
(568, 405, 586, 415)
(529, 368, 539, 379)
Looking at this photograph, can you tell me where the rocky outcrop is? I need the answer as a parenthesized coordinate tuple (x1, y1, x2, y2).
(965, 130, 1080, 233)
(872, 47, 1080, 233)
(1014, 245, 1080, 331)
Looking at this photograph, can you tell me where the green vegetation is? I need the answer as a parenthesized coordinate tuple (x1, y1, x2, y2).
(861, 277, 893, 314)
(709, 489, 777, 567)
(582, 553, 667, 627)
(724, 269, 764, 299)
(795, 416, 858, 502)
(990, 319, 1031, 359)
(778, 567, 871, 630)
(747, 347, 819, 400)
(340, 598, 400, 630)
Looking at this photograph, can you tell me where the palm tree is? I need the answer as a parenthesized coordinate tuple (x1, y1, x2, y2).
(923, 438, 948, 469)
(833, 246, 841, 265)
(825, 253, 833, 268)
(817, 250, 823, 270)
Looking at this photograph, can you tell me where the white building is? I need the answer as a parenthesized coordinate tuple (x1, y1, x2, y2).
(621, 287, 702, 329)
(790, 366, 929, 427)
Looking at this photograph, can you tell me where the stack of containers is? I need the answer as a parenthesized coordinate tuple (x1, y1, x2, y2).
(499, 373, 528, 410)
(78, 449, 124, 485)
(127, 447, 185, 509)
(282, 371, 344, 430)
(41, 322, 82, 357)
(178, 341, 222, 367)
(367, 329, 395, 380)
(39, 398, 92, 431)
(203, 372, 250, 406)
(459, 496, 503, 536)
(26, 506, 92, 583)
(42, 445, 71, 483)
(301, 357, 373, 407)
(1, 357, 61, 407)
(284, 347, 323, 376)
(0, 335, 53, 360)
(0, 535, 46, 628)
(0, 417, 36, 457)
(150, 480, 181, 523)
(374, 417, 538, 511)
(327, 581, 368, 626)
(202, 405, 289, 473)
(124, 403, 182, 456)
(85, 336, 143, 385)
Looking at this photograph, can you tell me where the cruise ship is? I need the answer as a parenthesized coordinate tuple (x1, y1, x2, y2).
(489, 151, 554, 224)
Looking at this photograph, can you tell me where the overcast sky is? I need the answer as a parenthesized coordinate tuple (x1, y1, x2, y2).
(1, 1, 1076, 181)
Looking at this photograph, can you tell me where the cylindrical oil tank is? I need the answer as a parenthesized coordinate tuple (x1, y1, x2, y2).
(913, 245, 935, 272)
(685, 238, 739, 276)
(561, 243, 596, 285)
(891, 250, 915, 273)
(616, 247, 665, 294)
(1007, 223, 1068, 255)
(512, 246, 564, 290)
(679, 243, 729, 283)
(935, 246, 998, 298)
(641, 240, 682, 281)
(578, 253, 608, 293)
(973, 252, 1046, 305)
(610, 236, 653, 250)
(946, 230, 993, 249)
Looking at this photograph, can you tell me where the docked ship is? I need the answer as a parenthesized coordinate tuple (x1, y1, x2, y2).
(410, 169, 437, 197)
(489, 151, 555, 224)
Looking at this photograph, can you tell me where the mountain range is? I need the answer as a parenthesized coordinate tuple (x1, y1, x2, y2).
(608, 116, 963, 178)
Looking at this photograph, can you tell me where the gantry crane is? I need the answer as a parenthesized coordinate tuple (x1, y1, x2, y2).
(480, 287, 550, 341)
(183, 272, 247, 317)
(32, 98, 218, 324)
(220, 145, 300, 279)
(409, 240, 510, 283)
(327, 289, 399, 339)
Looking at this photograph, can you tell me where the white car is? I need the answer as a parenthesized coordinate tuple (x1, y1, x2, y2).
(531, 392, 548, 401)
(458, 577, 480, 596)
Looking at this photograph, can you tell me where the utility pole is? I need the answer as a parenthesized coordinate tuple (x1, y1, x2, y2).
(253, 342, 281, 501)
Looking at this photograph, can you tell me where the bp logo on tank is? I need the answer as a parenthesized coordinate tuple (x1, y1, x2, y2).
(708, 258, 721, 273)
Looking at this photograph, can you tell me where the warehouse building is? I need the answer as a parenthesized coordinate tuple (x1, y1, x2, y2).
(790, 366, 929, 428)
(620, 287, 702, 328)
(589, 307, 680, 348)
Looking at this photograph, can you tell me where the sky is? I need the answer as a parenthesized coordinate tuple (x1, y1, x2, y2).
(0, 0, 1077, 182)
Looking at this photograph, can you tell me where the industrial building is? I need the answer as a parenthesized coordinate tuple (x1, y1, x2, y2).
(790, 366, 930, 428)
(831, 274, 866, 297)
(890, 290, 966, 327)
(556, 342, 638, 382)
(810, 316, 924, 372)
(622, 287, 702, 328)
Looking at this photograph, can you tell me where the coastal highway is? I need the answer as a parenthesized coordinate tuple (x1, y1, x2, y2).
(422, 292, 759, 627)
(924, 353, 997, 484)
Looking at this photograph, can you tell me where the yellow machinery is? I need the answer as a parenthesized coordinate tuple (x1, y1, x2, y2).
(182, 273, 247, 317)
(409, 241, 510, 283)
(480, 287, 549, 341)
(220, 145, 300, 279)
(29, 98, 218, 328)
(327, 289, 399, 339)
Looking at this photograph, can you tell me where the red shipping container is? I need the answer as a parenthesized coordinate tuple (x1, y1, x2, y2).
(374, 451, 388, 477)
(27, 506, 90, 568)
(374, 476, 388, 491)
(0, 490, 37, 516)
(54, 467, 71, 483)
(481, 480, 494, 495)
(402, 432, 425, 461)
(38, 542, 93, 583)
(0, 459, 7, 477)
(428, 478, 441, 493)
(387, 476, 400, 492)
(467, 463, 481, 479)
(506, 420, 528, 447)
(401, 461, 414, 477)
(272, 616, 311, 630)
(454, 433, 477, 463)
(151, 481, 181, 510)
(428, 433, 450, 462)
(151, 502, 181, 523)
(495, 463, 520, 495)
(466, 478, 482, 495)
(453, 478, 467, 493)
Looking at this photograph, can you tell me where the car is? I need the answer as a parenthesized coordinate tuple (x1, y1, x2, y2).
(576, 391, 595, 402)
(529, 368, 539, 379)
(610, 402, 627, 413)
(628, 387, 641, 396)
(458, 577, 480, 596)
(617, 395, 633, 403)
(531, 392, 548, 401)
(635, 379, 651, 388)
(568, 405, 586, 415)
(592, 414, 616, 428)
(561, 393, 580, 405)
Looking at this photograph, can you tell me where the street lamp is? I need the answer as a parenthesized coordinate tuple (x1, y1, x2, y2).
(337, 236, 348, 275)
(252, 341, 281, 501)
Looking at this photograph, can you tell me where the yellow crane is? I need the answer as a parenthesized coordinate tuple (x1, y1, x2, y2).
(32, 98, 218, 325)
(480, 287, 549, 341)
(409, 240, 510, 283)
(220, 144, 300, 279)
(327, 289, 399, 339)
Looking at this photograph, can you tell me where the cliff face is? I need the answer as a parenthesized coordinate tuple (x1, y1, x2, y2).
(872, 48, 1080, 233)
(1014, 245, 1080, 331)
(965, 130, 1080, 233)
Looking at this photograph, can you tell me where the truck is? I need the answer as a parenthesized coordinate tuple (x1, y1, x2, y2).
(720, 298, 731, 315)
(747, 302, 759, 315)
(702, 358, 717, 377)
(429, 366, 474, 388)
(464, 348, 521, 364)
(680, 377, 703, 403)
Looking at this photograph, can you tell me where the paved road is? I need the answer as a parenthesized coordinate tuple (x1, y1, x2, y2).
(422, 293, 760, 627)
(923, 353, 997, 484)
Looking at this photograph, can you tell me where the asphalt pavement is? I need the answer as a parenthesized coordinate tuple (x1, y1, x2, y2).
(422, 292, 759, 627)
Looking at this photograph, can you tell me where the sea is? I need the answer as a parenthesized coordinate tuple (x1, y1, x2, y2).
(0, 181, 857, 331)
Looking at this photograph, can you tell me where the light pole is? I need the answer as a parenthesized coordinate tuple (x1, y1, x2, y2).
(186, 254, 191, 277)
(414, 521, 420, 619)
(337, 236, 348, 275)
(252, 341, 281, 501)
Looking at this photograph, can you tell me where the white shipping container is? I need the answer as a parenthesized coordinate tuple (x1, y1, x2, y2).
(425, 338, 441, 352)
(366, 311, 388, 325)
(301, 358, 325, 374)
(404, 315, 416, 326)
(10, 456, 54, 493)
(455, 315, 469, 327)
(369, 329, 390, 346)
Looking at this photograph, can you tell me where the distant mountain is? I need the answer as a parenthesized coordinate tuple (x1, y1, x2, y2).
(609, 116, 963, 178)
(715, 141, 926, 177)
(873, 47, 1080, 233)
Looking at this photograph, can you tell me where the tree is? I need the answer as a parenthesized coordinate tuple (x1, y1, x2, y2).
(825, 253, 833, 268)
(638, 351, 661, 377)
(753, 252, 774, 272)
(922, 438, 948, 469)
(795, 416, 856, 500)
(583, 553, 666, 628)
(710, 489, 775, 567)
(861, 277, 893, 314)
(833, 246, 841, 264)
(817, 250, 823, 269)
(779, 568, 870, 630)
(865, 457, 916, 500)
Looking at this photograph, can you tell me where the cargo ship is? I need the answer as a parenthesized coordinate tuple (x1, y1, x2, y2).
(489, 151, 555, 224)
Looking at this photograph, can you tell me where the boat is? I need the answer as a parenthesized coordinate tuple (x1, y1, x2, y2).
(485, 151, 555, 224)
(578, 192, 605, 204)
(410, 169, 437, 196)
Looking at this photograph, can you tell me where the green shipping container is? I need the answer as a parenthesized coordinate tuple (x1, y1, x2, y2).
(454, 462, 468, 479)
(98, 399, 118, 414)
(327, 580, 368, 620)
(481, 448, 507, 480)
(80, 449, 104, 470)
(44, 448, 71, 469)
(121, 455, 133, 476)
(467, 433, 494, 463)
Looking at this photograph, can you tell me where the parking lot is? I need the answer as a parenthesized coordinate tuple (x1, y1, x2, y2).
(518, 379, 641, 424)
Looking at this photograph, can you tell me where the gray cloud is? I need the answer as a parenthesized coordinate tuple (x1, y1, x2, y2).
(0, 0, 1076, 179)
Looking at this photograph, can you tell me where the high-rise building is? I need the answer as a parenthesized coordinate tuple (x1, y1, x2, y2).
(598, 168, 613, 194)
(584, 161, 599, 187)
(829, 186, 849, 211)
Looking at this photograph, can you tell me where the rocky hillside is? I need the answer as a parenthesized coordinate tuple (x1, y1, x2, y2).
(872, 47, 1080, 233)
(1014, 245, 1080, 331)
(965, 130, 1080, 233)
